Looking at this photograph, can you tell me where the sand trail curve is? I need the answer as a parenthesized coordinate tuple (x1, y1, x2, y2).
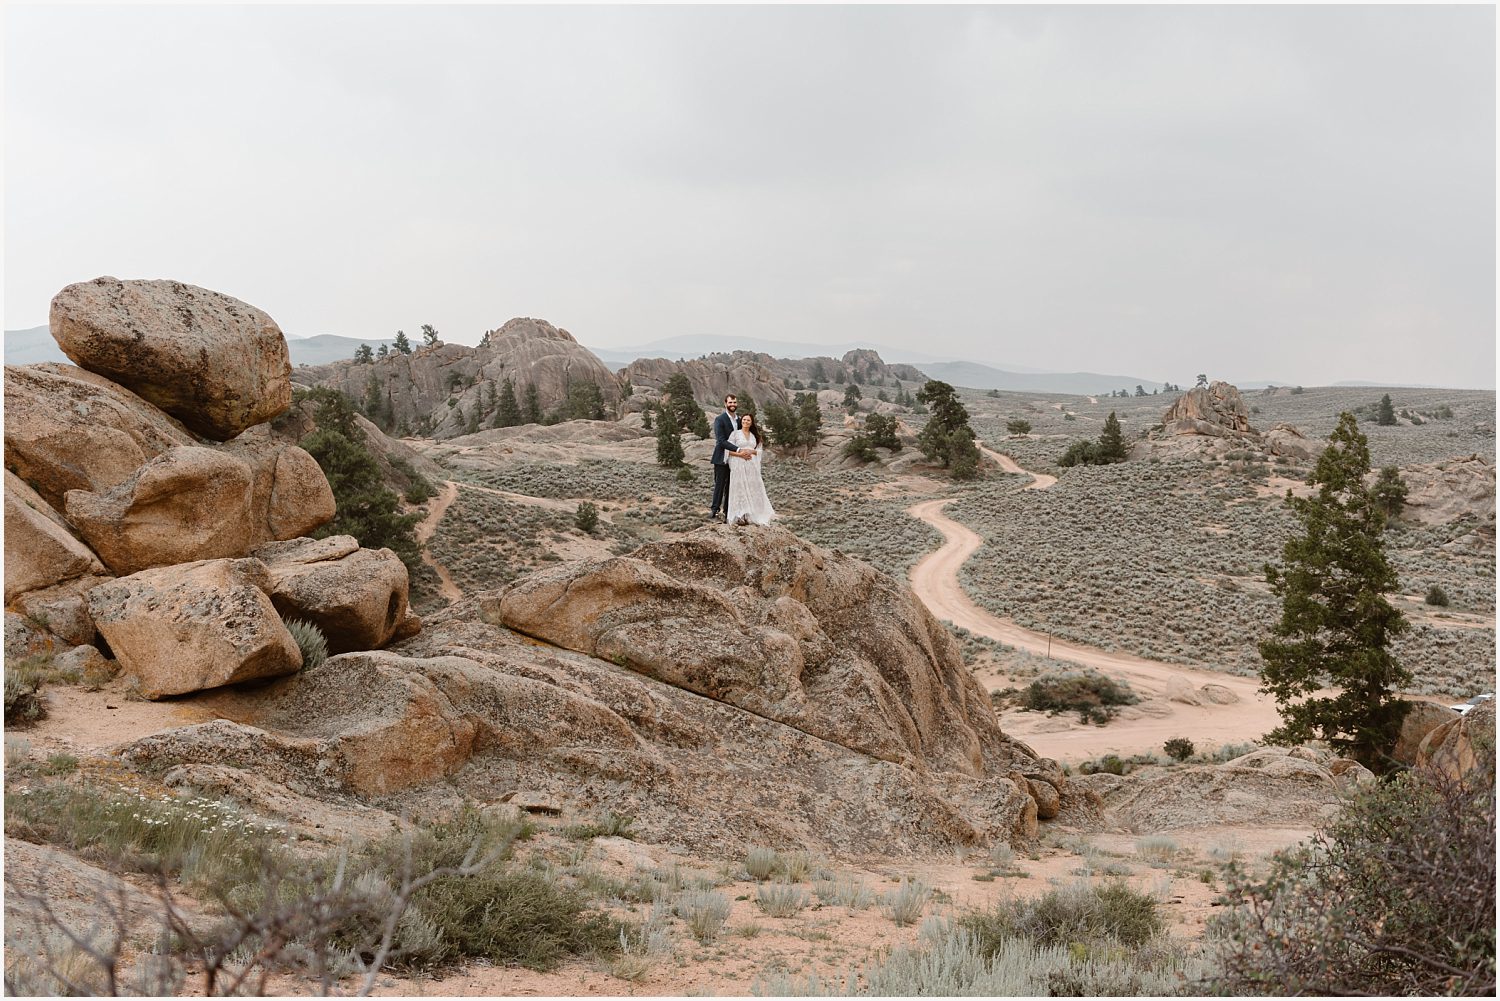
(906, 463, 1280, 760)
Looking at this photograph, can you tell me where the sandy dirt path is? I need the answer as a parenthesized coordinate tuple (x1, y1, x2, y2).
(415, 480, 463, 603)
(906, 494, 1281, 760)
(980, 445, 1057, 490)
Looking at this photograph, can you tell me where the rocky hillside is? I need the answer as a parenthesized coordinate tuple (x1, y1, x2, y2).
(620, 348, 923, 416)
(6, 276, 1073, 859)
(302, 317, 623, 440)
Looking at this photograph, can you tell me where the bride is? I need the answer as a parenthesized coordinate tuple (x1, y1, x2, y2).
(727, 413, 776, 526)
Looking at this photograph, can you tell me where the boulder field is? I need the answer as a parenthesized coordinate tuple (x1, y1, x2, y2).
(5, 277, 416, 699)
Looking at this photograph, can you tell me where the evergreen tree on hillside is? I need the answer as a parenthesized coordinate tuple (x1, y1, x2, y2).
(763, 402, 800, 450)
(420, 324, 441, 347)
(797, 392, 822, 447)
(1258, 412, 1411, 770)
(377, 344, 389, 359)
(642, 405, 653, 431)
(297, 388, 421, 571)
(1097, 411, 1129, 462)
(915, 380, 977, 470)
(393, 330, 412, 355)
(354, 343, 374, 364)
(661, 373, 699, 431)
(844, 384, 863, 413)
(1376, 393, 1398, 426)
(1373, 465, 1409, 522)
(496, 377, 521, 428)
(523, 384, 542, 425)
(865, 412, 901, 451)
(655, 405, 684, 468)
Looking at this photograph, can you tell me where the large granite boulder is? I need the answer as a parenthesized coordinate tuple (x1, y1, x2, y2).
(1394, 454, 1495, 527)
(1392, 700, 1462, 766)
(4, 470, 105, 602)
(217, 429, 336, 545)
(50, 277, 292, 440)
(3, 363, 195, 509)
(621, 355, 790, 414)
(1417, 700, 1495, 781)
(253, 536, 419, 654)
(86, 558, 302, 699)
(7, 575, 111, 648)
(1161, 381, 1253, 437)
(64, 447, 255, 575)
(494, 525, 1008, 779)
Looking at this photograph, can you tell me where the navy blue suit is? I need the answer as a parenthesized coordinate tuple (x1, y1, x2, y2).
(711, 410, 738, 517)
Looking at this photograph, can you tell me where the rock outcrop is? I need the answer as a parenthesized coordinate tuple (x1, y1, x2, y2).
(1072, 746, 1373, 832)
(1393, 454, 1495, 527)
(1392, 700, 1461, 766)
(50, 277, 292, 440)
(63, 446, 256, 574)
(86, 558, 303, 699)
(254, 536, 419, 654)
(308, 318, 622, 440)
(4, 363, 196, 509)
(118, 527, 1051, 857)
(1417, 700, 1495, 781)
(1162, 381, 1252, 437)
(495, 526, 1002, 778)
(621, 356, 790, 414)
(5, 471, 106, 603)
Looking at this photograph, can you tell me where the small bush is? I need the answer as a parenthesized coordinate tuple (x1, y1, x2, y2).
(282, 618, 329, 671)
(1163, 737, 1195, 761)
(1135, 835, 1179, 864)
(1425, 584, 1450, 607)
(4, 671, 46, 726)
(883, 879, 932, 927)
(959, 879, 1163, 952)
(813, 874, 873, 910)
(1210, 756, 1495, 995)
(675, 889, 732, 944)
(756, 881, 808, 918)
(575, 501, 600, 534)
(744, 846, 780, 881)
(675, 466, 695, 483)
(1024, 670, 1139, 724)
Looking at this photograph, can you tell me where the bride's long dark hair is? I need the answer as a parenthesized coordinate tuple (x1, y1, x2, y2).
(739, 413, 759, 446)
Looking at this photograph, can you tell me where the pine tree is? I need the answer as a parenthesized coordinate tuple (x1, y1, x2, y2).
(915, 380, 978, 470)
(843, 384, 863, 412)
(354, 343, 374, 364)
(763, 402, 800, 449)
(496, 377, 521, 427)
(420, 324, 440, 347)
(1097, 411, 1129, 462)
(1259, 412, 1411, 770)
(1373, 465, 1409, 521)
(655, 406, 684, 468)
(465, 402, 480, 435)
(661, 373, 699, 432)
(297, 388, 422, 570)
(523, 384, 542, 425)
(377, 344, 389, 359)
(1376, 394, 1398, 426)
(361, 371, 385, 428)
(393, 330, 412, 355)
(797, 392, 822, 446)
(642, 405, 654, 431)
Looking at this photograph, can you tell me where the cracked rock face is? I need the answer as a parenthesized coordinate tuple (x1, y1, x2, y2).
(1161, 381, 1253, 436)
(50, 277, 292, 441)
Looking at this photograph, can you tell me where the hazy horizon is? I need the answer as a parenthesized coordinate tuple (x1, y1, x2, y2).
(5, 5, 1494, 389)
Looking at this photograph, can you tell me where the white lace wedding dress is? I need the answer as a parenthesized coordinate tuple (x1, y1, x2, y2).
(727, 429, 777, 526)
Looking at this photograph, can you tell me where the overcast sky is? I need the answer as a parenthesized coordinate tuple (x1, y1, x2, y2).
(5, 5, 1494, 387)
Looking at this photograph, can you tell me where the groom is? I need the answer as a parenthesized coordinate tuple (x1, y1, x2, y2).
(710, 393, 752, 522)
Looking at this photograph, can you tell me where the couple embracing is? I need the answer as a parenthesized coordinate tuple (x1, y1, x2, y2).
(709, 393, 777, 526)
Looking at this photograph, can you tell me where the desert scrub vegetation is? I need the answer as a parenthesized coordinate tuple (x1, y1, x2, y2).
(947, 450, 1493, 696)
(424, 486, 578, 592)
(754, 879, 1197, 996)
(4, 778, 624, 991)
(992, 669, 1140, 724)
(1208, 752, 1496, 996)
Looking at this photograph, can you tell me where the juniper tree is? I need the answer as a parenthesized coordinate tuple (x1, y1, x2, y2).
(1097, 411, 1129, 462)
(1373, 465, 1408, 522)
(1258, 412, 1411, 770)
(915, 380, 977, 470)
(655, 406, 684, 468)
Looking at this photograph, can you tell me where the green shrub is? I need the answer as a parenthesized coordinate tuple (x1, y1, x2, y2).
(959, 879, 1163, 953)
(4, 671, 46, 726)
(1023, 670, 1139, 724)
(574, 501, 600, 534)
(1425, 584, 1450, 607)
(282, 618, 329, 671)
(1164, 737, 1195, 761)
(1210, 755, 1495, 995)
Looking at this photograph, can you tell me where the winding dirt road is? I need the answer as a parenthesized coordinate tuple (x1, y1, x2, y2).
(415, 480, 463, 603)
(906, 454, 1281, 760)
